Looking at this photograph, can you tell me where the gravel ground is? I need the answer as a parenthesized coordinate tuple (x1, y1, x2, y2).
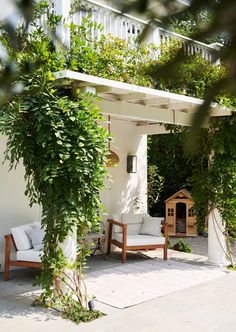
(169, 236, 236, 261)
(169, 236, 208, 256)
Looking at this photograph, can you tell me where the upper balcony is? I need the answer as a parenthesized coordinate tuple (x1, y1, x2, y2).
(1, 0, 220, 64)
(59, 0, 220, 63)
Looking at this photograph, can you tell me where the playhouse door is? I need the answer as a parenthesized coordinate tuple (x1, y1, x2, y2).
(176, 202, 186, 234)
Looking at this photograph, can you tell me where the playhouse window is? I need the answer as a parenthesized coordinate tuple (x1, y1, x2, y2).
(168, 208, 174, 216)
(188, 208, 195, 217)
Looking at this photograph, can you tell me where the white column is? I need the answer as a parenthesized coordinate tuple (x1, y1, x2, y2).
(54, 0, 71, 48)
(58, 227, 79, 297)
(207, 208, 228, 266)
(60, 228, 77, 266)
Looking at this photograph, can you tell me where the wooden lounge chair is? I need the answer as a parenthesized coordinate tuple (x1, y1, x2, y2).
(4, 223, 42, 281)
(107, 213, 168, 263)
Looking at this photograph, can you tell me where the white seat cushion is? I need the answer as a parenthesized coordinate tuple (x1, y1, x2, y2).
(11, 223, 35, 250)
(16, 249, 42, 263)
(113, 234, 165, 246)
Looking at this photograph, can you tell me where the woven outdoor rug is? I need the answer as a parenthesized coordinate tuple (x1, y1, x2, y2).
(86, 258, 228, 309)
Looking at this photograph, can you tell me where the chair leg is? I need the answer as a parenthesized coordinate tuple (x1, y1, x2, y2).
(163, 245, 168, 260)
(4, 262, 10, 281)
(121, 246, 127, 263)
(107, 239, 111, 255)
(107, 222, 113, 255)
(4, 235, 11, 281)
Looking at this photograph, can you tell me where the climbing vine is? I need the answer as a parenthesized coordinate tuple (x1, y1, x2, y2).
(0, 6, 108, 322)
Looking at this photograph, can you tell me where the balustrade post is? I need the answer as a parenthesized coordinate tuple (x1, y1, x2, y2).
(147, 28, 161, 46)
(54, 0, 71, 48)
(209, 43, 222, 65)
(146, 28, 161, 58)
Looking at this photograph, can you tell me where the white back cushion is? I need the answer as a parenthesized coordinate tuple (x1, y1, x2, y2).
(121, 213, 143, 235)
(139, 216, 162, 237)
(121, 213, 144, 224)
(112, 213, 149, 234)
(11, 223, 35, 250)
(112, 214, 121, 233)
(26, 223, 45, 251)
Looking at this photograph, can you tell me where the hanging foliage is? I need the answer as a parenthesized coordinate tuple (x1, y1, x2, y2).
(0, 11, 108, 322)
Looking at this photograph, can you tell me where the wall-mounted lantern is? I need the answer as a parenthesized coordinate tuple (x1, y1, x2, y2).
(127, 155, 137, 173)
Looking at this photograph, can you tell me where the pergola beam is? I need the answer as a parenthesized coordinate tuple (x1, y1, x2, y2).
(135, 124, 170, 135)
(53, 70, 233, 124)
(97, 100, 194, 126)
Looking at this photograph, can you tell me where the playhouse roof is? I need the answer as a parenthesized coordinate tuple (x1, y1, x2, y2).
(164, 189, 192, 203)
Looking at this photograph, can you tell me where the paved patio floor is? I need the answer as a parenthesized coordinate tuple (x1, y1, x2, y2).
(0, 251, 236, 332)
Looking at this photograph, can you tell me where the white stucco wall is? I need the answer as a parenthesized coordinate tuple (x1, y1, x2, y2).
(100, 119, 147, 229)
(0, 135, 41, 271)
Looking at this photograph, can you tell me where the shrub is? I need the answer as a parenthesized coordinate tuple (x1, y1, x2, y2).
(171, 239, 192, 253)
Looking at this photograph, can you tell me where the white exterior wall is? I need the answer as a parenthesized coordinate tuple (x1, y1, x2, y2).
(0, 135, 41, 271)
(100, 119, 147, 229)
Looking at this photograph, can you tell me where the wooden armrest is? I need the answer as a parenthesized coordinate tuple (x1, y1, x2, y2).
(5, 234, 13, 240)
(107, 219, 127, 229)
(5, 234, 17, 250)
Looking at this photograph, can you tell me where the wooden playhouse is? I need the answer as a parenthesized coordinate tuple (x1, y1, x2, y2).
(165, 189, 197, 236)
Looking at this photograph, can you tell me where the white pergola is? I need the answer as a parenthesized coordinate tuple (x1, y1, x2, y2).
(54, 70, 232, 267)
(54, 70, 231, 134)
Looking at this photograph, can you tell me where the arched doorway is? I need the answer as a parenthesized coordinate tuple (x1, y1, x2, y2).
(176, 202, 186, 234)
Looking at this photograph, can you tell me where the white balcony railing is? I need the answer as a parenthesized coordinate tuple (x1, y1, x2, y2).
(47, 0, 220, 63)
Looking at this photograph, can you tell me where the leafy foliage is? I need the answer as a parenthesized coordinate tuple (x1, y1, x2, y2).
(1, 0, 236, 135)
(148, 44, 236, 237)
(55, 296, 105, 324)
(148, 130, 195, 217)
(199, 115, 236, 239)
(171, 239, 192, 253)
(0, 11, 109, 321)
(147, 165, 164, 212)
(121, 0, 236, 136)
(152, 41, 232, 106)
(169, 10, 226, 44)
(69, 18, 155, 87)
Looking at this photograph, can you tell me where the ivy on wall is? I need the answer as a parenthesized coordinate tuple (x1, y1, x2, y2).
(0, 10, 108, 321)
